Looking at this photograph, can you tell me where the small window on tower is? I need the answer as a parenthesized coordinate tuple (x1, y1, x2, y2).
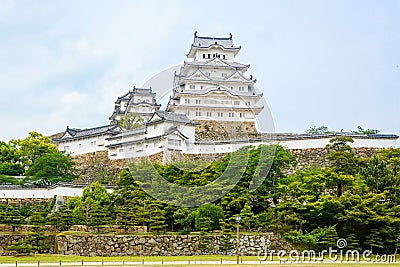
(203, 54, 206, 58)
(223, 55, 226, 59)
(189, 85, 195, 89)
(200, 85, 204, 89)
(208, 54, 211, 59)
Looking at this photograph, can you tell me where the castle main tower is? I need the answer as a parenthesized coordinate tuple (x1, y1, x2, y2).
(166, 32, 263, 139)
(167, 32, 263, 139)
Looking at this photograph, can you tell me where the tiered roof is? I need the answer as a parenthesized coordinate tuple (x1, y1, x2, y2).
(187, 32, 241, 58)
(55, 124, 120, 141)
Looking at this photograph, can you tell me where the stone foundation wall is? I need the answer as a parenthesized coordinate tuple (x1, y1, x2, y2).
(194, 120, 258, 141)
(71, 146, 382, 184)
(0, 234, 55, 255)
(73, 151, 127, 184)
(56, 233, 291, 256)
(287, 147, 381, 173)
(0, 232, 291, 256)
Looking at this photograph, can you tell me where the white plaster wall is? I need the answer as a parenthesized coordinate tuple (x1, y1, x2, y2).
(0, 186, 114, 199)
(58, 134, 109, 156)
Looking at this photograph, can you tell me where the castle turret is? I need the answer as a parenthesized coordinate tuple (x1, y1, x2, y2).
(109, 86, 161, 124)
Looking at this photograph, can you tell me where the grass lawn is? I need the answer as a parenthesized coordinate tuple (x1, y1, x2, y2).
(0, 254, 398, 266)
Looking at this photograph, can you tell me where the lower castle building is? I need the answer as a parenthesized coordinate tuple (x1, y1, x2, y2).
(54, 33, 398, 161)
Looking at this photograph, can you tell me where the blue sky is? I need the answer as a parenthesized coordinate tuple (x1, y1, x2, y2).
(0, 0, 399, 143)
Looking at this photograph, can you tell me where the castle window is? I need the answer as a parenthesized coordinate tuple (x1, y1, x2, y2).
(195, 111, 201, 116)
(234, 101, 240, 105)
(240, 113, 245, 118)
(229, 112, 234, 117)
(239, 86, 244, 91)
(119, 148, 124, 153)
(186, 111, 190, 116)
(184, 99, 190, 104)
(168, 139, 181, 146)
(223, 55, 226, 59)
(206, 112, 212, 117)
(218, 112, 223, 117)
(78, 144, 82, 149)
(195, 99, 201, 104)
(231, 87, 234, 90)
(203, 54, 206, 58)
(189, 85, 195, 89)
(200, 85, 204, 89)
(208, 54, 211, 59)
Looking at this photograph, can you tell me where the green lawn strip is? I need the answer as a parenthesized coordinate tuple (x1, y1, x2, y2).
(0, 255, 256, 263)
(0, 254, 398, 265)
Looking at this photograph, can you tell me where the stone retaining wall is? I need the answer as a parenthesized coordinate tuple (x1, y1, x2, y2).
(0, 233, 291, 256)
(56, 233, 291, 256)
(287, 147, 380, 173)
(0, 234, 55, 255)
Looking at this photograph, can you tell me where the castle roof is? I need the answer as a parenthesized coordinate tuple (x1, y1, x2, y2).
(55, 124, 120, 141)
(147, 111, 199, 125)
(115, 86, 156, 103)
(185, 58, 250, 69)
(187, 32, 241, 57)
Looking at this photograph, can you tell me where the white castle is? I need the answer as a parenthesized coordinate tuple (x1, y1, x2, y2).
(54, 33, 398, 161)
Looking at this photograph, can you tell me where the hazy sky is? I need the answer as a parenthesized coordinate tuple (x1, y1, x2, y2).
(1, 0, 399, 143)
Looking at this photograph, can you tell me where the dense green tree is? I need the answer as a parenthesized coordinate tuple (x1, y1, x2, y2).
(25, 151, 77, 185)
(47, 205, 74, 231)
(11, 132, 57, 167)
(195, 204, 224, 231)
(65, 182, 114, 227)
(0, 141, 24, 175)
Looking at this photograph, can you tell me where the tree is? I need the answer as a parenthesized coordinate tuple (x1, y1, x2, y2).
(305, 126, 331, 135)
(66, 182, 114, 227)
(352, 126, 379, 135)
(118, 113, 144, 130)
(195, 204, 224, 231)
(47, 205, 74, 231)
(25, 151, 77, 185)
(239, 204, 254, 231)
(173, 207, 194, 231)
(11, 132, 57, 167)
(0, 141, 24, 176)
(7, 212, 49, 255)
